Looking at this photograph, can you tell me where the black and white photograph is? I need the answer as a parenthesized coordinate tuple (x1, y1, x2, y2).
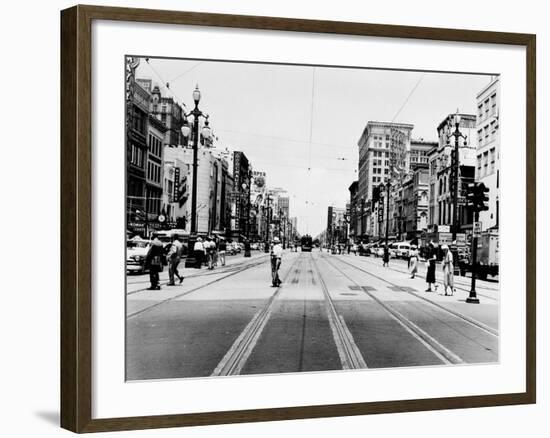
(125, 56, 500, 381)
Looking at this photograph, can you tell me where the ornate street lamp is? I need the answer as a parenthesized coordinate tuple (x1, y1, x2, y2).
(181, 85, 213, 268)
(447, 110, 467, 243)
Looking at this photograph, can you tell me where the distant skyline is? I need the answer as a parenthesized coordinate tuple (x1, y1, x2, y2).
(135, 58, 493, 238)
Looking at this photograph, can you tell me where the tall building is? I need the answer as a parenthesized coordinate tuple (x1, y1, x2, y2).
(145, 115, 167, 229)
(357, 121, 414, 237)
(348, 181, 359, 241)
(476, 77, 500, 231)
(327, 206, 347, 245)
(410, 139, 437, 169)
(148, 84, 185, 146)
(164, 147, 229, 234)
(232, 151, 252, 240)
(126, 80, 150, 236)
(427, 114, 477, 235)
(401, 164, 430, 240)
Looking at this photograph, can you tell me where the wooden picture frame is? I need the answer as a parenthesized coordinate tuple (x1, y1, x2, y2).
(60, 4, 536, 433)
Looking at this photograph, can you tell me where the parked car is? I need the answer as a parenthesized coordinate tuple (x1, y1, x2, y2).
(126, 239, 152, 274)
(393, 242, 412, 259)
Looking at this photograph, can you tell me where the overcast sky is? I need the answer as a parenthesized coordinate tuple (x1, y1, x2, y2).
(135, 58, 492, 238)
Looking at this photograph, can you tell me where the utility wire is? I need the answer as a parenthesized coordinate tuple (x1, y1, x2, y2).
(390, 73, 425, 123)
(143, 58, 185, 105)
(170, 62, 203, 83)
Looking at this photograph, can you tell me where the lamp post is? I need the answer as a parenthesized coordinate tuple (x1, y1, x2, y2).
(181, 85, 212, 268)
(447, 110, 467, 242)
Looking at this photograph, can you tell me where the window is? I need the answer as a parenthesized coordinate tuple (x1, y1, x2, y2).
(478, 129, 483, 146)
(491, 93, 497, 115)
(490, 148, 496, 174)
(478, 104, 483, 119)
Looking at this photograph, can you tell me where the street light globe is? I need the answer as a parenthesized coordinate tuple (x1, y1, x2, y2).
(202, 124, 212, 140)
(181, 124, 191, 138)
(193, 85, 201, 105)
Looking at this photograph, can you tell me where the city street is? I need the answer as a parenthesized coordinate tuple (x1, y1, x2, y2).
(126, 249, 498, 380)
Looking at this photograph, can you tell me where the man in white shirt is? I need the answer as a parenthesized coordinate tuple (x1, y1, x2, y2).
(167, 234, 183, 285)
(270, 237, 283, 287)
(193, 237, 205, 269)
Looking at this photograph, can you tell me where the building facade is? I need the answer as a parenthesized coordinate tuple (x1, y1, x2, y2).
(327, 206, 347, 245)
(147, 83, 185, 146)
(145, 115, 167, 231)
(428, 114, 477, 235)
(357, 121, 414, 238)
(476, 77, 500, 231)
(232, 151, 252, 240)
(126, 81, 150, 236)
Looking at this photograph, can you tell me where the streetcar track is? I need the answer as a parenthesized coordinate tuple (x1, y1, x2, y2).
(127, 254, 268, 285)
(319, 255, 464, 365)
(326, 255, 498, 338)
(127, 257, 272, 319)
(310, 256, 367, 370)
(127, 255, 270, 295)
(355, 256, 498, 299)
(211, 253, 303, 376)
(395, 297, 497, 353)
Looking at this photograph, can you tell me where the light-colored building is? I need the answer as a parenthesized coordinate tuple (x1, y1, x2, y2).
(327, 206, 347, 245)
(401, 165, 430, 240)
(357, 121, 414, 238)
(476, 77, 500, 231)
(145, 115, 167, 226)
(164, 147, 230, 234)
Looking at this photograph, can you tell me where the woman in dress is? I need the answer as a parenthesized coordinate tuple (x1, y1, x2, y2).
(409, 246, 419, 279)
(425, 242, 436, 292)
(442, 244, 454, 296)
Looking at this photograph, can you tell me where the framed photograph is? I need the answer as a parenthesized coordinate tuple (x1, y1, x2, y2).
(60, 4, 536, 433)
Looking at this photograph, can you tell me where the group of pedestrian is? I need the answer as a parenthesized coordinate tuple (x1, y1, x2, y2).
(422, 241, 455, 296)
(144, 233, 185, 290)
(193, 236, 227, 270)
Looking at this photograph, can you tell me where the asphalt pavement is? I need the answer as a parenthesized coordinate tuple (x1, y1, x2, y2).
(125, 249, 499, 380)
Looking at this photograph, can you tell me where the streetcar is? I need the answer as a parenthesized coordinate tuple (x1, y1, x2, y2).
(301, 235, 313, 252)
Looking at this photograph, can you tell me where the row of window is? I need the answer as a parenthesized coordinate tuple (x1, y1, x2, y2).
(148, 133, 163, 158)
(477, 120, 499, 147)
(147, 161, 162, 184)
(129, 144, 145, 168)
(477, 147, 497, 178)
(477, 92, 497, 121)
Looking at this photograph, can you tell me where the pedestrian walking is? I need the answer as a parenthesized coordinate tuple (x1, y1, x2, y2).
(166, 234, 184, 285)
(352, 243, 358, 255)
(425, 241, 437, 292)
(205, 236, 215, 270)
(382, 246, 390, 267)
(270, 237, 283, 287)
(193, 237, 205, 269)
(218, 238, 227, 266)
(145, 237, 164, 290)
(442, 244, 455, 295)
(409, 247, 419, 279)
(244, 239, 251, 257)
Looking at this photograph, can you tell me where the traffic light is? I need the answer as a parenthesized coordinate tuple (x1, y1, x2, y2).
(466, 182, 490, 212)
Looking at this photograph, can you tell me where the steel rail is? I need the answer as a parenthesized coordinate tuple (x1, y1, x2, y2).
(211, 253, 303, 376)
(310, 255, 368, 369)
(320, 255, 466, 365)
(126, 256, 272, 319)
(325, 255, 498, 338)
